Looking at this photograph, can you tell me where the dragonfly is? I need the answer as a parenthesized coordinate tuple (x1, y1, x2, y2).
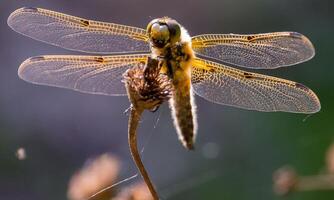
(8, 7, 320, 150)
(8, 7, 321, 200)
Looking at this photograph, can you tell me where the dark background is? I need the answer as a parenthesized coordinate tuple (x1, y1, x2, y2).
(1, 0, 333, 199)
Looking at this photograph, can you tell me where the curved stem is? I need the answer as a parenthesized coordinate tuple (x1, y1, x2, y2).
(128, 107, 159, 200)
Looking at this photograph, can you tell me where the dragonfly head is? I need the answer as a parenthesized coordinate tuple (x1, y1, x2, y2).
(147, 17, 181, 48)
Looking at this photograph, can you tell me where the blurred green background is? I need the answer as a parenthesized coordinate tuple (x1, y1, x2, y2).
(0, 0, 333, 199)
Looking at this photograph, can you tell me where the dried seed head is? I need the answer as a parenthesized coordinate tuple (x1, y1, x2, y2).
(113, 182, 154, 200)
(123, 57, 172, 112)
(67, 154, 120, 200)
(16, 147, 26, 160)
(273, 166, 298, 196)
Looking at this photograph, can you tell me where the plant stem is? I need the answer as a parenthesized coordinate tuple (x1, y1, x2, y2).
(128, 106, 159, 200)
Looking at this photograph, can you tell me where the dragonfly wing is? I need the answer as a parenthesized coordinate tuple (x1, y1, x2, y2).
(192, 32, 315, 69)
(8, 7, 150, 54)
(19, 54, 149, 96)
(191, 58, 320, 113)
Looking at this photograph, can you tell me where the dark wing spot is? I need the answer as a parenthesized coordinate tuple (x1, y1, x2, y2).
(209, 68, 215, 73)
(29, 56, 45, 62)
(247, 36, 254, 41)
(95, 57, 104, 63)
(243, 72, 265, 80)
(80, 19, 90, 27)
(243, 72, 253, 78)
(22, 7, 38, 12)
(295, 82, 310, 92)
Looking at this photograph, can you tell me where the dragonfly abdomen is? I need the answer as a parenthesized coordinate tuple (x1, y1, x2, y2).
(169, 83, 197, 150)
(170, 43, 197, 149)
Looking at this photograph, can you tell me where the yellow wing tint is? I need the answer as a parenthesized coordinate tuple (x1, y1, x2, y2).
(191, 58, 320, 113)
(19, 54, 149, 96)
(8, 7, 150, 54)
(192, 32, 315, 69)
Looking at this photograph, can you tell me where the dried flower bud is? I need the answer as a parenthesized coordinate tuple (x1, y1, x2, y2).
(273, 166, 298, 195)
(67, 154, 120, 200)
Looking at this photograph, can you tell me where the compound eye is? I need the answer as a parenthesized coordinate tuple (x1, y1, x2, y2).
(148, 22, 170, 48)
(151, 23, 169, 37)
(166, 20, 181, 43)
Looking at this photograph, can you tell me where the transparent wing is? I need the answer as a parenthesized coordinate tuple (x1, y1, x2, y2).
(192, 32, 315, 69)
(191, 58, 320, 113)
(19, 54, 149, 96)
(8, 7, 150, 54)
